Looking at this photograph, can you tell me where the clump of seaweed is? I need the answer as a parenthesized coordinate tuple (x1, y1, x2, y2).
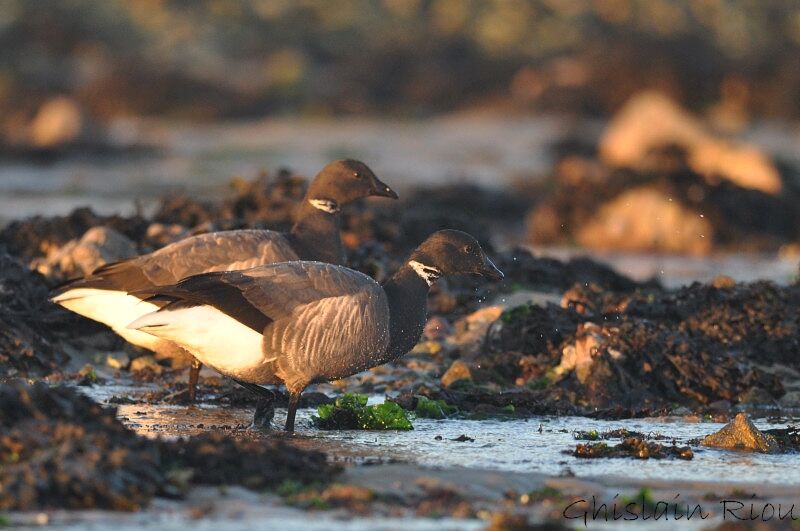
(0, 381, 164, 510)
(573, 428, 668, 441)
(572, 438, 694, 460)
(414, 395, 458, 419)
(763, 426, 800, 451)
(0, 381, 338, 511)
(312, 393, 413, 430)
(165, 432, 336, 490)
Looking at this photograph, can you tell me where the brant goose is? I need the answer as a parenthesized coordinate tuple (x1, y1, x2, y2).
(128, 230, 503, 432)
(51, 160, 396, 400)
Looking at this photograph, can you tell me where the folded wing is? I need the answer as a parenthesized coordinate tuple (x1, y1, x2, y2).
(141, 261, 383, 332)
(53, 229, 298, 297)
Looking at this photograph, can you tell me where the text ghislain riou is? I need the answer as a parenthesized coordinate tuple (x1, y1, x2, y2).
(563, 494, 798, 526)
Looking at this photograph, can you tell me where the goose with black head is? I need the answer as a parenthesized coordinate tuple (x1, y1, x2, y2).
(128, 230, 503, 432)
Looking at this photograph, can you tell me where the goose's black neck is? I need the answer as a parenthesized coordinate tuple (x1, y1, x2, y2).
(288, 199, 345, 265)
(382, 263, 431, 361)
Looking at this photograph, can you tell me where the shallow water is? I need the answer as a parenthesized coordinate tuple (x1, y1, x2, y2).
(85, 384, 800, 487)
(308, 415, 800, 485)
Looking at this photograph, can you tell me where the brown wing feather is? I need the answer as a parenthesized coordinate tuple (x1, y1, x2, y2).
(52, 229, 298, 298)
(140, 229, 298, 283)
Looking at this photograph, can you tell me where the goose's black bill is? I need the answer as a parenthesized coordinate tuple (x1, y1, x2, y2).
(368, 174, 398, 199)
(478, 254, 504, 280)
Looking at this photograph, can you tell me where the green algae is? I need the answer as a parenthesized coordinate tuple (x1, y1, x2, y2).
(312, 394, 413, 430)
(414, 396, 458, 419)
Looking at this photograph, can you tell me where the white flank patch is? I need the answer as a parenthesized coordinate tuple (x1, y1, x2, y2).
(52, 288, 162, 350)
(308, 198, 340, 213)
(408, 260, 441, 286)
(128, 305, 265, 377)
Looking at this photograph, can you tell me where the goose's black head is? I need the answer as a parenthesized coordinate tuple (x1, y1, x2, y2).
(306, 159, 397, 209)
(409, 230, 503, 284)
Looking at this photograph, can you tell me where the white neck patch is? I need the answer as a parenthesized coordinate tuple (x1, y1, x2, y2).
(309, 199, 340, 214)
(409, 260, 441, 286)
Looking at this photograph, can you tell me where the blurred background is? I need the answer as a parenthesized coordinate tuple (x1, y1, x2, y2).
(3, 0, 800, 282)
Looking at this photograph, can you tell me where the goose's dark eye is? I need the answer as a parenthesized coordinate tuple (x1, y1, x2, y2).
(354, 172, 362, 179)
(463, 245, 474, 254)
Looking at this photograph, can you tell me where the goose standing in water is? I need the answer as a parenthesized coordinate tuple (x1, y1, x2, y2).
(128, 230, 503, 432)
(51, 160, 397, 401)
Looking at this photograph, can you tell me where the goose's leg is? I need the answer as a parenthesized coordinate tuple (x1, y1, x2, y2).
(187, 359, 202, 402)
(232, 379, 276, 429)
(284, 392, 301, 433)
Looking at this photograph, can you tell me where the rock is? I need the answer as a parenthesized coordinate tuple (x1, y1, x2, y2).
(599, 91, 782, 194)
(0, 207, 148, 263)
(441, 360, 473, 388)
(555, 323, 610, 384)
(106, 352, 130, 370)
(711, 275, 736, 289)
(689, 139, 782, 195)
(144, 222, 188, 248)
(35, 226, 137, 280)
(423, 316, 452, 340)
(575, 186, 713, 255)
(411, 340, 444, 356)
(29, 97, 85, 148)
(599, 91, 707, 169)
(130, 355, 162, 375)
(702, 413, 778, 453)
(527, 156, 799, 253)
(452, 306, 503, 356)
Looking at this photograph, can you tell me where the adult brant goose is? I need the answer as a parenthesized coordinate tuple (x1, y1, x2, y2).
(51, 160, 396, 400)
(128, 230, 503, 432)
